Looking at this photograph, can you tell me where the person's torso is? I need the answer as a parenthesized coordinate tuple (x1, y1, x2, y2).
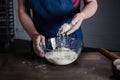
(29, 0, 83, 41)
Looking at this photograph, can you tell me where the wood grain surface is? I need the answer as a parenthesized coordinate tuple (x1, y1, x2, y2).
(0, 50, 115, 80)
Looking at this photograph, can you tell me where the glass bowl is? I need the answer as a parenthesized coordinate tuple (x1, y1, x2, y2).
(43, 36, 83, 65)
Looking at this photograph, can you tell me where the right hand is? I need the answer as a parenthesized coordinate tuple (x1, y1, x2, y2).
(33, 34, 45, 57)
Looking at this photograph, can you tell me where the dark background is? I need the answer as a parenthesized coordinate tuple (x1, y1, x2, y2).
(7, 0, 120, 51)
(81, 0, 120, 51)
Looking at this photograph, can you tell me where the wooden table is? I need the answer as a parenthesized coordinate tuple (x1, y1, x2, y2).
(0, 50, 115, 80)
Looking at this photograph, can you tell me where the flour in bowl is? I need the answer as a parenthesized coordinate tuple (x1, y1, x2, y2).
(44, 23, 78, 65)
(45, 47, 78, 65)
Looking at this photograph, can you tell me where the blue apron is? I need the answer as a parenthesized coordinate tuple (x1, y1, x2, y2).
(29, 0, 83, 49)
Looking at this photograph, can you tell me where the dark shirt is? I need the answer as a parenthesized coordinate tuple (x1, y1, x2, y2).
(29, 0, 83, 42)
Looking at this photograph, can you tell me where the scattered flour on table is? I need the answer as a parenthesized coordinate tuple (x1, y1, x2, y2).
(45, 47, 78, 65)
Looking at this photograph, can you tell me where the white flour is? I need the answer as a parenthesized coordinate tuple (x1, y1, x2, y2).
(45, 23, 78, 65)
(57, 23, 72, 35)
(45, 48, 78, 65)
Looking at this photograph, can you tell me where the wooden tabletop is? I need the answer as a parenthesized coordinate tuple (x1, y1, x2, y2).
(0, 50, 115, 80)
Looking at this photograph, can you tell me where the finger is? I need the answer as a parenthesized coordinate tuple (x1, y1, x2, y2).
(67, 20, 82, 35)
(33, 44, 39, 56)
(41, 36, 46, 46)
(71, 14, 80, 25)
(36, 36, 40, 46)
(71, 18, 79, 25)
(33, 43, 44, 57)
(37, 36, 45, 57)
(37, 45, 45, 57)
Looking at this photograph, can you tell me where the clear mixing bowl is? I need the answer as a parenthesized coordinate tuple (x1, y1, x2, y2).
(42, 36, 83, 65)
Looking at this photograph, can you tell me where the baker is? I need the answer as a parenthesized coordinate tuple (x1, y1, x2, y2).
(18, 0, 98, 57)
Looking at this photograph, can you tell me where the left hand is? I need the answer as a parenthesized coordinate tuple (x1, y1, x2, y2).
(66, 13, 85, 35)
(33, 34, 46, 57)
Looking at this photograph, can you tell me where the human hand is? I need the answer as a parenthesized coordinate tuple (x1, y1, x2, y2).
(67, 13, 85, 35)
(33, 34, 45, 57)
